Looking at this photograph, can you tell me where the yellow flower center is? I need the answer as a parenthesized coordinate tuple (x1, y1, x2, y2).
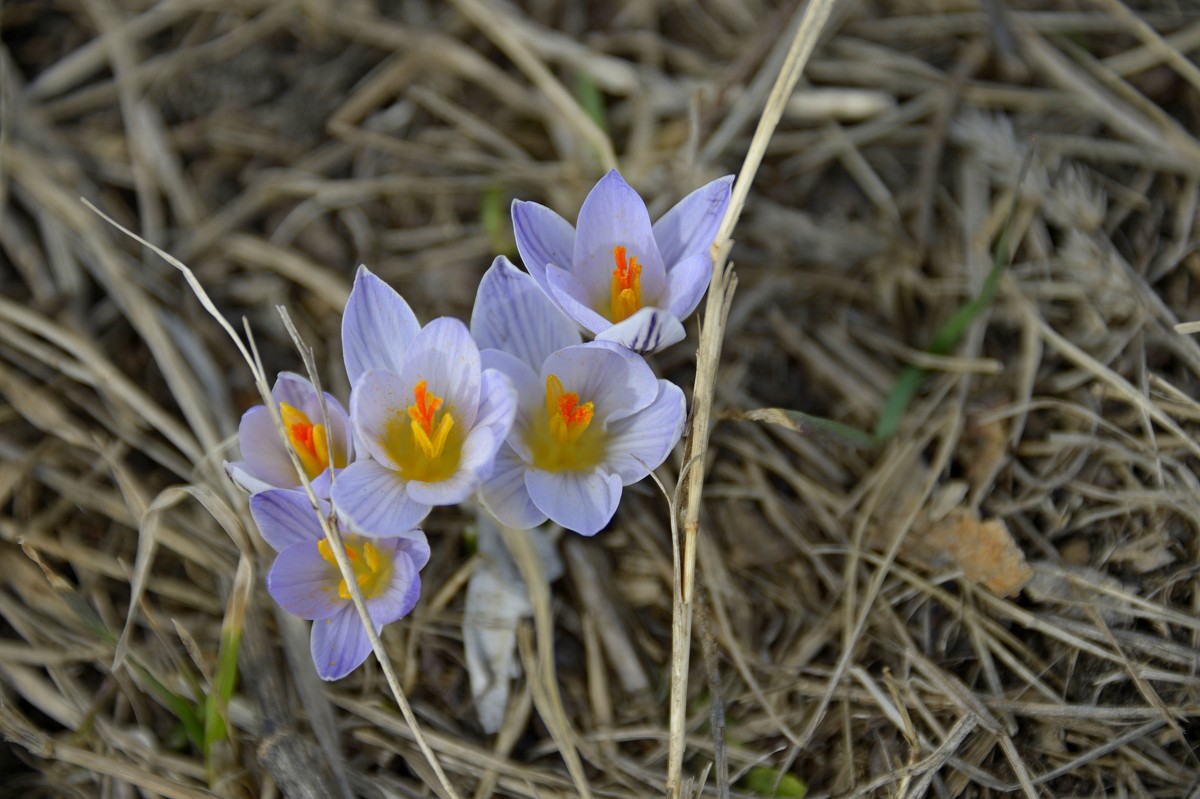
(380, 380, 462, 482)
(318, 536, 393, 600)
(280, 402, 347, 479)
(528, 375, 606, 471)
(609, 246, 643, 323)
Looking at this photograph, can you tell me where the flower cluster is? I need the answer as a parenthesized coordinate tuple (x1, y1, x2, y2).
(227, 169, 732, 679)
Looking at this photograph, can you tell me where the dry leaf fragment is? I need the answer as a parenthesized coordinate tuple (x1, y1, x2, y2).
(872, 506, 1032, 597)
(922, 509, 1032, 597)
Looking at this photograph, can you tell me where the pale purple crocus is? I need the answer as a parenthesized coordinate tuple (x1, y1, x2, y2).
(472, 257, 686, 536)
(250, 489, 428, 681)
(331, 266, 517, 534)
(512, 169, 733, 354)
(226, 372, 354, 497)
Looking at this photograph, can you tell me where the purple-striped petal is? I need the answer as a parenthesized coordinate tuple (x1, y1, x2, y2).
(398, 317, 482, 430)
(595, 306, 687, 355)
(311, 604, 374, 681)
(479, 444, 547, 530)
(349, 368, 410, 469)
(267, 542, 342, 620)
(481, 350, 541, 418)
(604, 380, 686, 484)
(573, 171, 666, 304)
(664, 252, 713, 320)
(511, 200, 575, 292)
(546, 264, 615, 336)
(331, 460, 430, 536)
(365, 550, 421, 626)
(396, 530, 431, 572)
(471, 256, 581, 372)
(342, 265, 421, 385)
(526, 468, 623, 537)
(232, 405, 296, 489)
(225, 460, 275, 496)
(473, 368, 518, 444)
(249, 489, 326, 551)
(652, 175, 733, 266)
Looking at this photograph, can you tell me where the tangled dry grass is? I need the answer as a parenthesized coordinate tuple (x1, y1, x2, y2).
(3, 1, 1200, 797)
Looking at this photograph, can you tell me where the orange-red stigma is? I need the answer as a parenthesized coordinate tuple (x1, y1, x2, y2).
(407, 380, 454, 459)
(610, 246, 643, 323)
(280, 402, 339, 479)
(546, 375, 594, 444)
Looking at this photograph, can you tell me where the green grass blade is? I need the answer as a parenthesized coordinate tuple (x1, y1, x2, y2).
(574, 71, 607, 134)
(743, 766, 808, 798)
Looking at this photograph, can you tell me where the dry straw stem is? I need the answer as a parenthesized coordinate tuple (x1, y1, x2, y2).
(501, 525, 594, 799)
(668, 0, 840, 794)
(448, 0, 618, 173)
(81, 201, 462, 799)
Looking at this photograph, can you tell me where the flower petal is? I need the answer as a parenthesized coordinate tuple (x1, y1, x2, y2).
(652, 175, 734, 266)
(595, 306, 686, 355)
(481, 349, 540, 461)
(225, 460, 275, 496)
(545, 264, 614, 336)
(268, 542, 342, 620)
(310, 604, 374, 681)
(511, 200, 575, 292)
(331, 460, 430, 536)
(541, 342, 660, 425)
(663, 252, 713, 321)
(399, 317, 482, 430)
(473, 368, 518, 443)
(342, 265, 421, 385)
(397, 529, 431, 572)
(526, 468, 622, 537)
(349, 368, 409, 469)
(481, 350, 541, 417)
(232, 405, 296, 490)
(604, 379, 686, 484)
(471, 256, 581, 372)
(479, 444, 547, 530)
(249, 489, 326, 550)
(573, 170, 666, 304)
(366, 549, 421, 626)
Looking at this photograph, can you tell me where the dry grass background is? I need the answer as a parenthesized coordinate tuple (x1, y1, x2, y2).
(3, 0, 1200, 797)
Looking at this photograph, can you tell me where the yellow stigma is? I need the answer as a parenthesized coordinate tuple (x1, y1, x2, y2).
(380, 380, 462, 482)
(609, 246, 643, 323)
(528, 374, 605, 471)
(280, 402, 346, 479)
(318, 536, 393, 600)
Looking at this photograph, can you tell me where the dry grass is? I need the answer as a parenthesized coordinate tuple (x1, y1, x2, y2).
(3, 1, 1200, 797)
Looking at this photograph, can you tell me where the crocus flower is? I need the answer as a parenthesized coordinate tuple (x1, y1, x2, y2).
(472, 257, 686, 536)
(331, 266, 517, 534)
(226, 372, 353, 496)
(250, 488, 429, 681)
(512, 169, 733, 354)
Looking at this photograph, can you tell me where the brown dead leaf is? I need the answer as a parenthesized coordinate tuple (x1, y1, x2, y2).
(871, 507, 1033, 597)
